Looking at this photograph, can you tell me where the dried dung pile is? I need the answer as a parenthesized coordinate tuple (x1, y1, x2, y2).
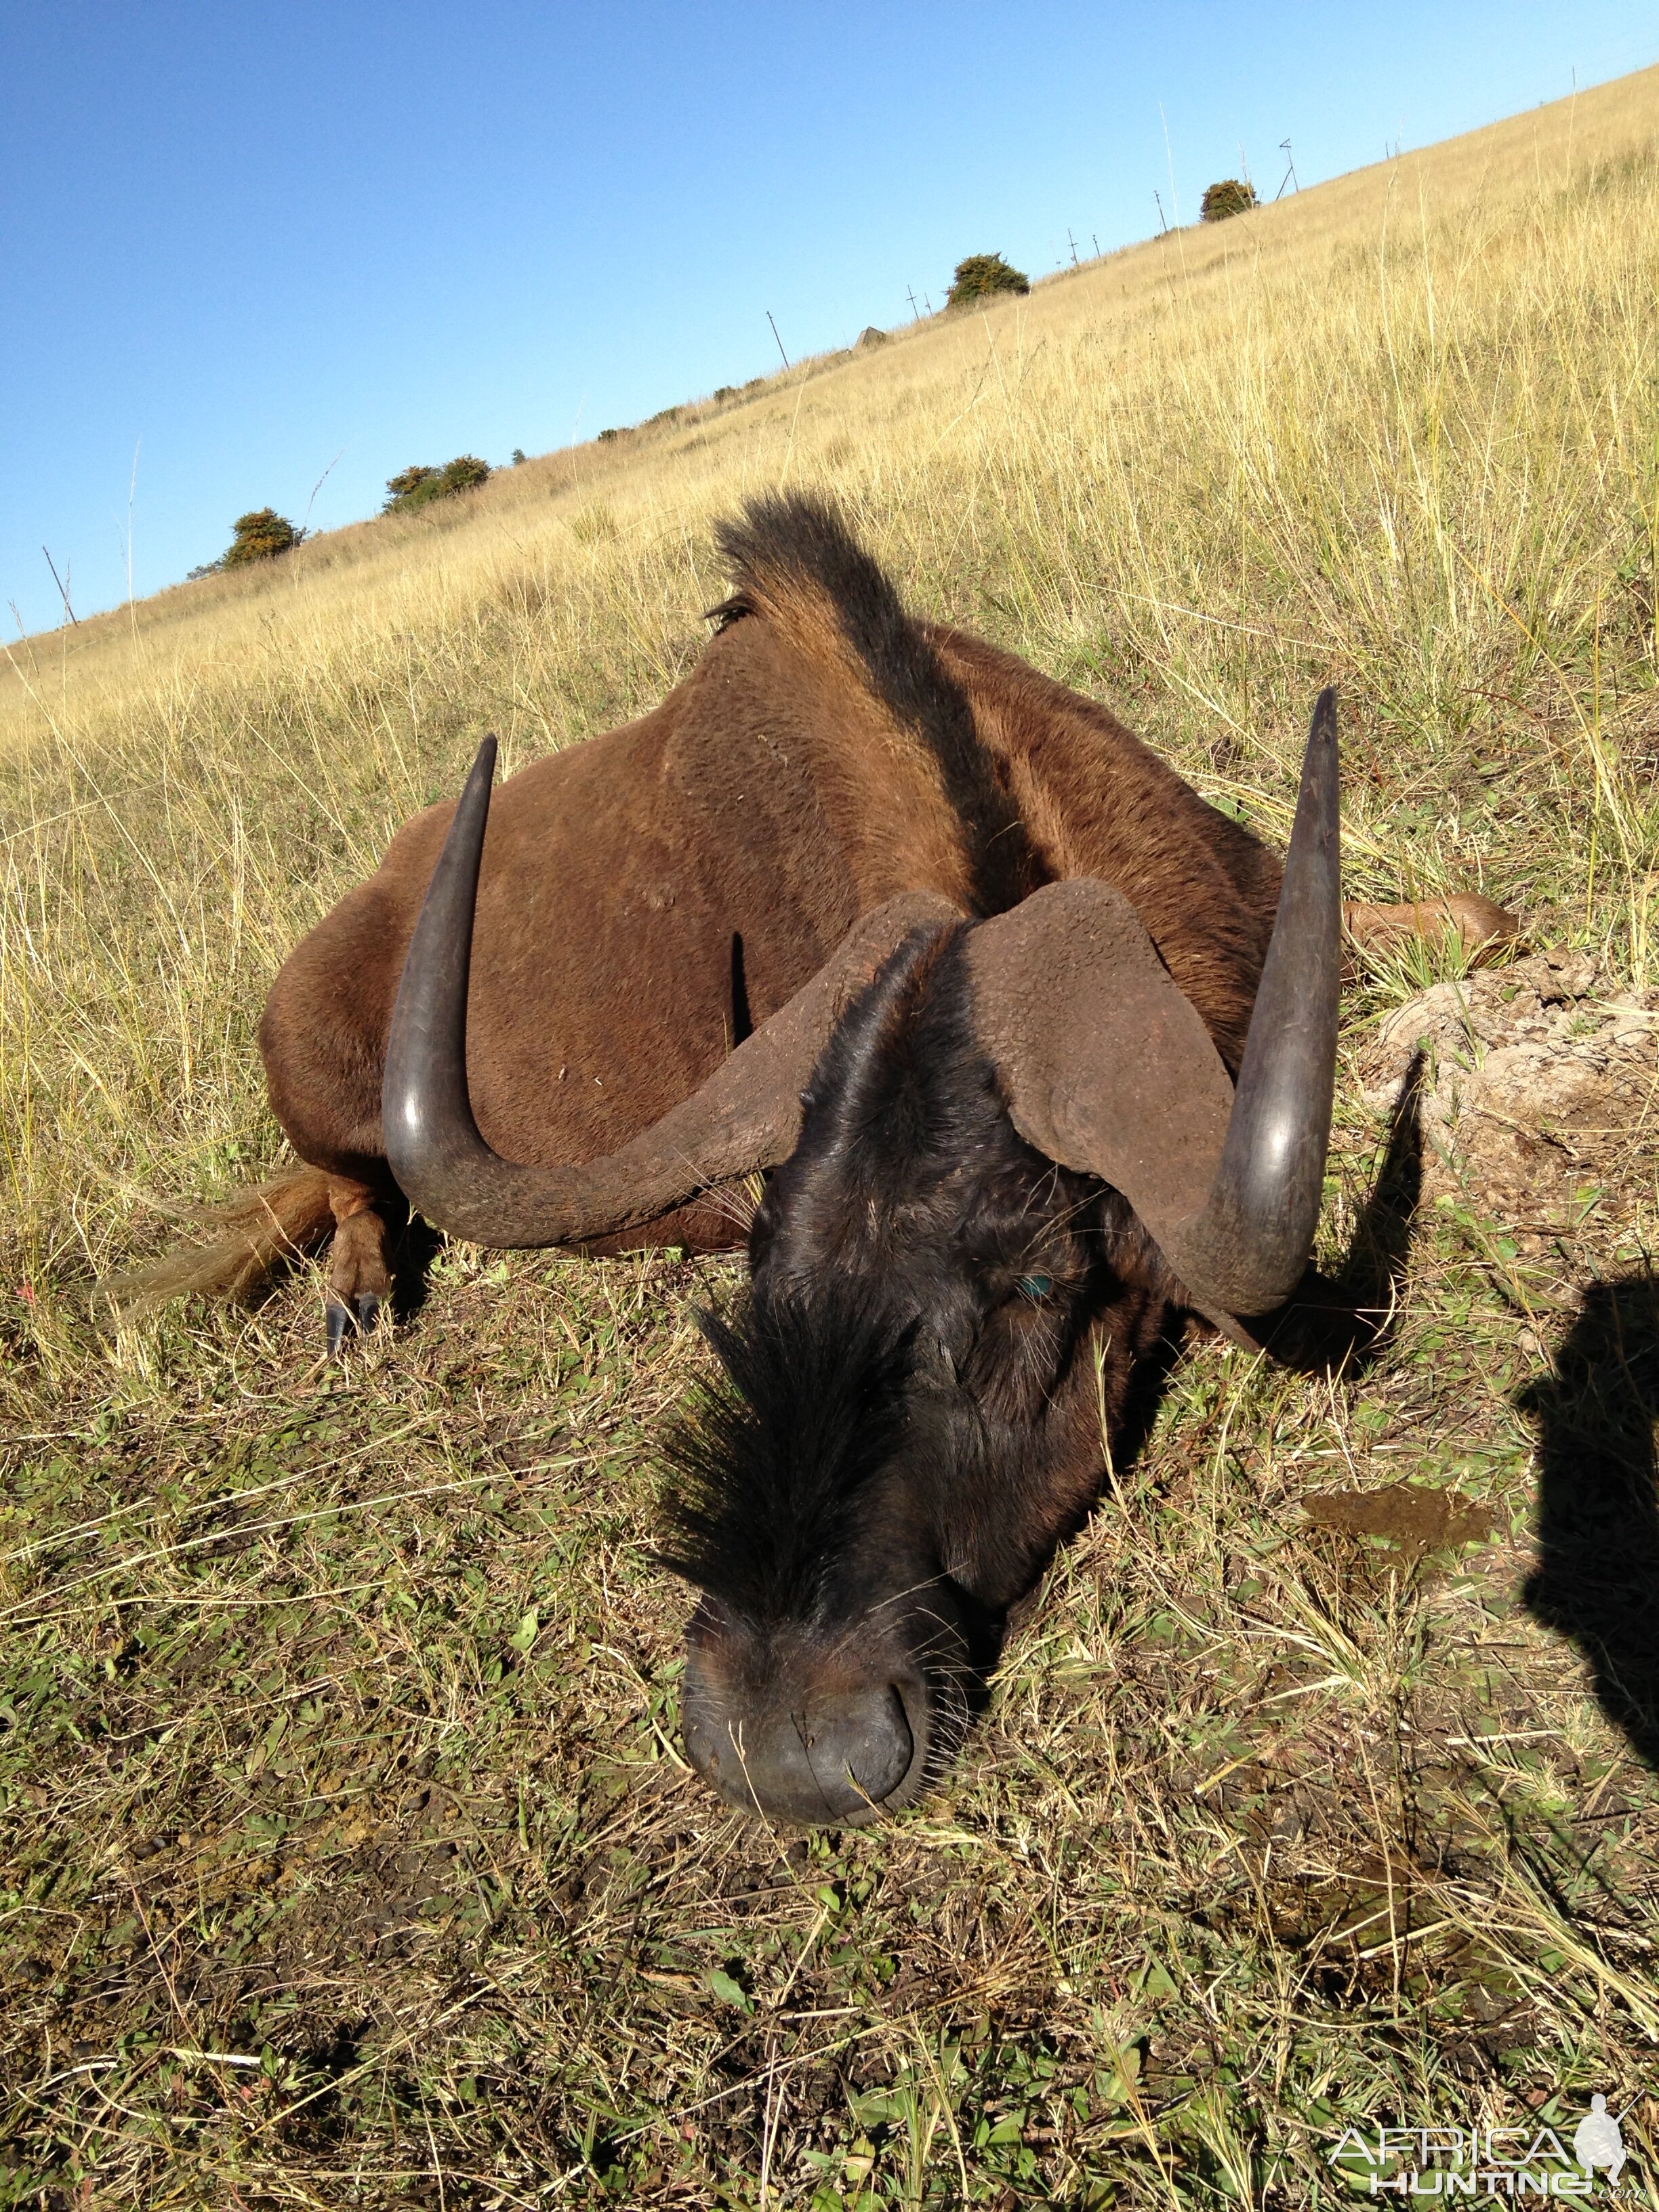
(1359, 947, 1659, 1263)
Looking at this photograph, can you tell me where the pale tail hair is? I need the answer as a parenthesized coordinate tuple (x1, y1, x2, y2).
(96, 1167, 338, 1317)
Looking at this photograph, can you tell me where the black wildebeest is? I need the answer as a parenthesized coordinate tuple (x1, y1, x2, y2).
(138, 496, 1514, 1823)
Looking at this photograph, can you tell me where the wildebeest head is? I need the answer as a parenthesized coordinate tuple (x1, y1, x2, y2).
(382, 695, 1340, 1824)
(657, 919, 1188, 1818)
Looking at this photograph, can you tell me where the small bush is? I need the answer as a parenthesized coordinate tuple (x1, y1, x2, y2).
(442, 455, 491, 494)
(713, 386, 737, 402)
(510, 447, 526, 466)
(214, 508, 302, 570)
(946, 253, 1029, 308)
(385, 466, 438, 506)
(383, 456, 492, 514)
(597, 428, 621, 443)
(1201, 178, 1258, 222)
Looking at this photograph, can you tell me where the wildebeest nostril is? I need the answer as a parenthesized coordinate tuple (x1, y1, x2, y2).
(683, 1677, 917, 1822)
(797, 1686, 913, 1811)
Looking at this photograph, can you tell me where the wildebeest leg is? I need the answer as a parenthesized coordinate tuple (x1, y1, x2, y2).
(323, 1176, 392, 1351)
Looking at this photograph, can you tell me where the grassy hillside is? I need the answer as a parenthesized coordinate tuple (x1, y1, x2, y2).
(2, 67, 1658, 2209)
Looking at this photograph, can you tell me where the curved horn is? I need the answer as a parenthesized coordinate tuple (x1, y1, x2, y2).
(382, 736, 962, 1246)
(1168, 688, 1340, 1311)
(968, 690, 1340, 1321)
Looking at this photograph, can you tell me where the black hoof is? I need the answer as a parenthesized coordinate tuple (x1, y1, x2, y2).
(354, 1292, 383, 1334)
(325, 1301, 351, 1355)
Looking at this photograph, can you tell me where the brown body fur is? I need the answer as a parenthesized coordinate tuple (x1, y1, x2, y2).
(258, 625, 1273, 1283)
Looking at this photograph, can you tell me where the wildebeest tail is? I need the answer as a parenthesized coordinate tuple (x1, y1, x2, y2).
(94, 1167, 337, 1317)
(712, 494, 1030, 913)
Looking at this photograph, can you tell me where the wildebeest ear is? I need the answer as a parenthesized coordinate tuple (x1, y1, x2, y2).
(966, 878, 1236, 1267)
(382, 737, 966, 1247)
(970, 690, 1341, 1325)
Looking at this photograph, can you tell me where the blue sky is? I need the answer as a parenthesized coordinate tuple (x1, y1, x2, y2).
(4, 2, 1654, 636)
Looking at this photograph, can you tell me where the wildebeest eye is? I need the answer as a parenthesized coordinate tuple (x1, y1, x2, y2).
(964, 1267, 1075, 1424)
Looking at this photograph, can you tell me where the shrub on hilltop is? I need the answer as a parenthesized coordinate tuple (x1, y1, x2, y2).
(385, 466, 438, 506)
(443, 456, 491, 494)
(383, 456, 493, 514)
(190, 508, 304, 577)
(946, 253, 1029, 308)
(1201, 178, 1258, 222)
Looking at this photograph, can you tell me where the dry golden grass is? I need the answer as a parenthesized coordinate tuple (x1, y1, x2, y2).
(2, 65, 1658, 2212)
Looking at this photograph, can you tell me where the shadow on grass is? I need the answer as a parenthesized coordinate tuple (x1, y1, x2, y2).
(387, 1197, 445, 1324)
(1248, 1049, 1426, 1374)
(1521, 1270, 1659, 1771)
